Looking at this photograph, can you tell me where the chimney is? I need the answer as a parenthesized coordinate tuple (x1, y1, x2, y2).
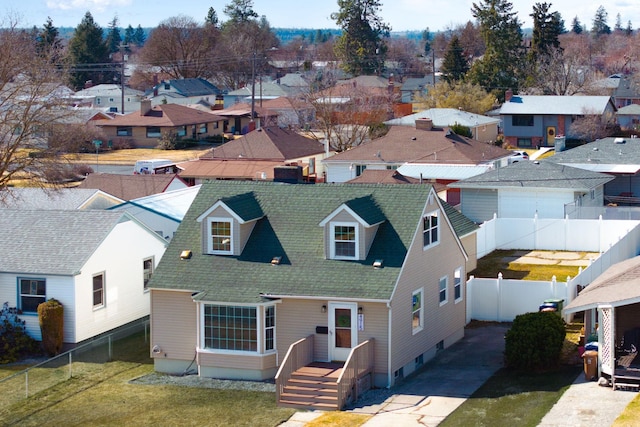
(505, 89, 513, 102)
(140, 99, 152, 116)
(415, 118, 433, 131)
(84, 80, 93, 89)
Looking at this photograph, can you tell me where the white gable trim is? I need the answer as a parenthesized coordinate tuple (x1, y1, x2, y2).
(318, 204, 382, 228)
(196, 200, 246, 224)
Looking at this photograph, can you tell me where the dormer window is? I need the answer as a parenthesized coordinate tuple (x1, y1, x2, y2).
(332, 223, 358, 259)
(208, 218, 232, 254)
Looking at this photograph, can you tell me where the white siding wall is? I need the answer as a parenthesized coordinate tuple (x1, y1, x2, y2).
(500, 189, 575, 219)
(0, 273, 75, 342)
(325, 164, 355, 183)
(73, 218, 167, 343)
(460, 188, 498, 223)
(165, 179, 189, 192)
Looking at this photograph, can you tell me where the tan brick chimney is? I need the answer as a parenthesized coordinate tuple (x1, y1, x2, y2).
(415, 118, 433, 131)
(140, 99, 152, 116)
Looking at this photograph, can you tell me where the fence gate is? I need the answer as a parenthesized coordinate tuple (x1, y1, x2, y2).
(599, 304, 614, 379)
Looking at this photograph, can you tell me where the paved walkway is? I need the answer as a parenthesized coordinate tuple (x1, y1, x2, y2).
(281, 323, 637, 427)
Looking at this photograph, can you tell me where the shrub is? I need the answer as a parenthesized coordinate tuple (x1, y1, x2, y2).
(450, 123, 472, 138)
(504, 311, 566, 371)
(0, 302, 41, 364)
(38, 299, 64, 356)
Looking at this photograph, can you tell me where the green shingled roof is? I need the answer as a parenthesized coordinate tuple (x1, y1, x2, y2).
(150, 181, 456, 303)
(344, 195, 386, 225)
(220, 192, 264, 222)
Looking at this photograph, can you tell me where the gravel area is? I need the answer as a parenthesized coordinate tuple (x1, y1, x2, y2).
(130, 372, 276, 392)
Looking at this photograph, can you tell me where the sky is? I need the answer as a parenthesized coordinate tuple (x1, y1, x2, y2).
(5, 0, 640, 33)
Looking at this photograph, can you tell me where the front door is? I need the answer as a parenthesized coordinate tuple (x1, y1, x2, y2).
(328, 302, 357, 362)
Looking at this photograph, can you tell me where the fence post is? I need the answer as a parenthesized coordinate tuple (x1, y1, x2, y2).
(497, 272, 503, 321)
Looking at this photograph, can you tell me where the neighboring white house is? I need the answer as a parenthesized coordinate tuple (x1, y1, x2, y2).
(0, 209, 167, 344)
(108, 185, 201, 241)
(448, 160, 614, 223)
(73, 84, 145, 114)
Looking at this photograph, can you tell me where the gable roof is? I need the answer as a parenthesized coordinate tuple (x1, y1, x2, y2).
(177, 159, 283, 180)
(0, 187, 122, 210)
(347, 169, 422, 184)
(386, 108, 499, 128)
(323, 126, 511, 165)
(109, 185, 201, 222)
(499, 95, 614, 115)
(448, 160, 613, 190)
(564, 255, 640, 313)
(200, 126, 325, 161)
(95, 104, 223, 127)
(161, 78, 221, 97)
(77, 173, 185, 200)
(617, 104, 640, 115)
(74, 84, 144, 97)
(0, 209, 141, 275)
(148, 181, 449, 303)
(548, 137, 640, 173)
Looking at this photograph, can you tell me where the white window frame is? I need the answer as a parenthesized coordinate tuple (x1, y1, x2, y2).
(412, 288, 424, 334)
(439, 275, 448, 306)
(330, 221, 358, 260)
(18, 278, 46, 314)
(93, 272, 105, 309)
(207, 218, 233, 255)
(454, 267, 463, 303)
(423, 211, 439, 249)
(143, 257, 154, 292)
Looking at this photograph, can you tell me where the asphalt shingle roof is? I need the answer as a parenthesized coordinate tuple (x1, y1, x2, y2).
(499, 95, 613, 115)
(78, 173, 182, 200)
(0, 188, 110, 210)
(0, 209, 131, 275)
(547, 137, 640, 172)
(148, 181, 440, 303)
(448, 160, 613, 190)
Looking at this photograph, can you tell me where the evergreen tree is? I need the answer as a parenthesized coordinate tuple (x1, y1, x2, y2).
(591, 6, 611, 35)
(440, 35, 468, 83)
(625, 21, 633, 36)
(571, 16, 583, 34)
(67, 12, 112, 90)
(422, 28, 432, 55)
(37, 17, 62, 61)
(468, 0, 524, 100)
(223, 0, 258, 23)
(206, 7, 219, 27)
(133, 25, 146, 46)
(123, 24, 135, 45)
(105, 16, 122, 54)
(614, 13, 623, 32)
(529, 2, 562, 61)
(331, 0, 391, 76)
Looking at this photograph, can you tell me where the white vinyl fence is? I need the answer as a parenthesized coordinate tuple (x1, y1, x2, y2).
(467, 216, 640, 323)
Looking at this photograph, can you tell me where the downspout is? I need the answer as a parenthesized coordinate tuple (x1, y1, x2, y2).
(387, 300, 392, 388)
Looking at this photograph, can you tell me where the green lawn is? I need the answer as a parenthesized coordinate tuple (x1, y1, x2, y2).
(440, 366, 582, 427)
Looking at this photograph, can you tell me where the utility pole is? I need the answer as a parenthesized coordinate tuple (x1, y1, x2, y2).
(250, 51, 256, 126)
(119, 44, 129, 114)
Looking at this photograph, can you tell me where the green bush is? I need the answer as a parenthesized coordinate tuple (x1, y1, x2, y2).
(504, 311, 566, 371)
(38, 299, 64, 356)
(450, 123, 472, 138)
(0, 302, 41, 363)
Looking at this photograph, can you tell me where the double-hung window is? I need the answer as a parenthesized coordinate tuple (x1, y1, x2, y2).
(146, 126, 162, 138)
(331, 223, 357, 259)
(117, 127, 132, 136)
(93, 273, 105, 308)
(143, 258, 154, 291)
(208, 219, 232, 254)
(412, 288, 423, 334)
(439, 276, 448, 306)
(454, 268, 463, 302)
(19, 278, 46, 313)
(423, 212, 439, 248)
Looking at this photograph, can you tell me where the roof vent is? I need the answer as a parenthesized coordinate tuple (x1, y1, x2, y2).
(271, 256, 282, 265)
(180, 250, 192, 260)
(614, 137, 626, 144)
(373, 259, 384, 269)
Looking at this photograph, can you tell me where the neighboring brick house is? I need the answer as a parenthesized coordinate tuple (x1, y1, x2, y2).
(499, 91, 616, 148)
(95, 100, 225, 148)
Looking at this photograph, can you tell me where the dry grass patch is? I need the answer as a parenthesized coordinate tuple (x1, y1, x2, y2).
(66, 147, 212, 165)
(305, 412, 372, 427)
(469, 250, 588, 281)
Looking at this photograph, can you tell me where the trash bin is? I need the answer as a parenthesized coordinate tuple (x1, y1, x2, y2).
(539, 302, 558, 313)
(543, 298, 564, 313)
(583, 350, 598, 381)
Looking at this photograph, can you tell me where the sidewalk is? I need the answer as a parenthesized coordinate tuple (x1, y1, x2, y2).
(281, 323, 637, 427)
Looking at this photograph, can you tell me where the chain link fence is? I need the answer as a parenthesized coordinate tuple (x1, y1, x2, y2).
(0, 319, 149, 410)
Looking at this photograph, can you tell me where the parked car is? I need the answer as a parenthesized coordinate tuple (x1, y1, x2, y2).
(508, 150, 529, 164)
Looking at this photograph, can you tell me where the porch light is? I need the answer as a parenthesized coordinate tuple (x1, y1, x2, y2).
(321, 305, 327, 313)
(358, 307, 363, 314)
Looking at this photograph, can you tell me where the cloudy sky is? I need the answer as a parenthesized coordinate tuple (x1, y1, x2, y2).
(6, 0, 640, 32)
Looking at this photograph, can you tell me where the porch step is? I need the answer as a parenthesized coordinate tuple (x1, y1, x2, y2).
(278, 362, 343, 410)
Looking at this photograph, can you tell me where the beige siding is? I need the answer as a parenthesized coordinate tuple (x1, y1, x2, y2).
(460, 233, 477, 272)
(389, 197, 467, 382)
(322, 210, 369, 260)
(198, 351, 276, 370)
(363, 224, 379, 256)
(276, 299, 389, 387)
(150, 289, 197, 361)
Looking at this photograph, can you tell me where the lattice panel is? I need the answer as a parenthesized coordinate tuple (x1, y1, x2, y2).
(599, 306, 614, 375)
